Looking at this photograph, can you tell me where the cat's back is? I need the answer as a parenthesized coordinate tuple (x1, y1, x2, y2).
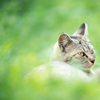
(33, 61, 92, 81)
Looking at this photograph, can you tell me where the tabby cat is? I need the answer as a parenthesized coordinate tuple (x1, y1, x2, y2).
(32, 23, 96, 81)
(52, 23, 95, 74)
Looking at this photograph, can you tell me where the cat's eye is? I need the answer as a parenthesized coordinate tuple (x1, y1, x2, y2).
(79, 52, 84, 56)
(78, 52, 88, 57)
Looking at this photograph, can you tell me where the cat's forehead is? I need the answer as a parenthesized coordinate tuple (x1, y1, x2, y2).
(70, 35, 94, 51)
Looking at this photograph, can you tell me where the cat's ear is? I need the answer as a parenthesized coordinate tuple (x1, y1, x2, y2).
(58, 33, 72, 51)
(73, 23, 88, 37)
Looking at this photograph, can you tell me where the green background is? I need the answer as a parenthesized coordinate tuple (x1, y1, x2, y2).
(0, 0, 100, 100)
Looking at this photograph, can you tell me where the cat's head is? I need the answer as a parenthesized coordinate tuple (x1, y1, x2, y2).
(58, 23, 95, 69)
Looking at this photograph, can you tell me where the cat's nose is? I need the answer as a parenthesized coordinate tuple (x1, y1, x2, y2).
(91, 60, 95, 64)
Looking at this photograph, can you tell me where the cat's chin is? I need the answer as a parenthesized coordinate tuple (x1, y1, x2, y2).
(84, 62, 94, 69)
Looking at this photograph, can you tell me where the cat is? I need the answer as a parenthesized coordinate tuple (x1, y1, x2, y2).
(29, 23, 96, 81)
(52, 23, 95, 74)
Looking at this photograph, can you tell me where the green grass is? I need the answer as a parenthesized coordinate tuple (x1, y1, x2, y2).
(0, 0, 100, 100)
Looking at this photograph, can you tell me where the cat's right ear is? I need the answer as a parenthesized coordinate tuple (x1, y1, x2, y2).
(58, 33, 72, 51)
(73, 23, 88, 37)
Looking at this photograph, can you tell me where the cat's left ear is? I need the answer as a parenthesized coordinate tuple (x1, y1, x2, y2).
(58, 33, 72, 52)
(73, 23, 88, 37)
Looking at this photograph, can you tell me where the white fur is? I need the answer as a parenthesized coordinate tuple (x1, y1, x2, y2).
(33, 61, 93, 81)
(51, 42, 61, 60)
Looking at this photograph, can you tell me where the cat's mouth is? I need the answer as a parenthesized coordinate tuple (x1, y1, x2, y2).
(90, 61, 95, 67)
(89, 59, 95, 67)
(84, 60, 95, 69)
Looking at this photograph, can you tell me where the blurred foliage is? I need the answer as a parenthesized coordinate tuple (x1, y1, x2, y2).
(0, 0, 100, 100)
